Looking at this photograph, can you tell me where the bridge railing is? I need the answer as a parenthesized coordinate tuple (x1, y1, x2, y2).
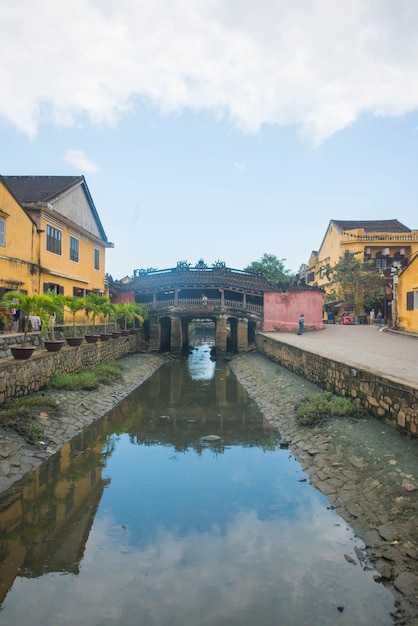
(142, 298, 263, 314)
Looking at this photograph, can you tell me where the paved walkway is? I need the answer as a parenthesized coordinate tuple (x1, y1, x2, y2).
(260, 325, 418, 386)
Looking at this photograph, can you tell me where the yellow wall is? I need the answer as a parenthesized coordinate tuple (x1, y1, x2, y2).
(38, 212, 107, 294)
(397, 256, 418, 333)
(1, 181, 110, 325)
(0, 182, 40, 294)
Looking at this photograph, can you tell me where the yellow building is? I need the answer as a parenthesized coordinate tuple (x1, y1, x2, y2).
(0, 178, 40, 295)
(306, 219, 418, 288)
(397, 254, 418, 333)
(0, 175, 113, 323)
(306, 219, 418, 314)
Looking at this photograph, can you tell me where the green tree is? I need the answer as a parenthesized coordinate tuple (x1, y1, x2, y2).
(1, 292, 53, 345)
(64, 296, 86, 337)
(322, 251, 384, 315)
(244, 253, 293, 287)
(84, 293, 110, 334)
(118, 302, 147, 330)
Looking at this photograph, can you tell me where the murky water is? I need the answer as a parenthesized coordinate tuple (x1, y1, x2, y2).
(0, 344, 395, 625)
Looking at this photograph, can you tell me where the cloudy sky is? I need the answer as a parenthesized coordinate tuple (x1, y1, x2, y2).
(1, 0, 418, 278)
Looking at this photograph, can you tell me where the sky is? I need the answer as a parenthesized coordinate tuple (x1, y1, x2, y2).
(1, 0, 418, 280)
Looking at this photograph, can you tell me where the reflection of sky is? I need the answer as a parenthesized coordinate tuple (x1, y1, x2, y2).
(187, 344, 216, 380)
(0, 435, 395, 626)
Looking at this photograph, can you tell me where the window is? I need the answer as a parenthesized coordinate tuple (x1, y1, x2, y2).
(94, 248, 100, 270)
(46, 224, 62, 255)
(406, 291, 418, 311)
(73, 287, 85, 297)
(70, 236, 79, 262)
(44, 283, 64, 295)
(0, 218, 5, 246)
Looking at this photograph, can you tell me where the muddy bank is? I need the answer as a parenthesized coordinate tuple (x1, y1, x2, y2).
(230, 352, 418, 626)
(0, 353, 165, 494)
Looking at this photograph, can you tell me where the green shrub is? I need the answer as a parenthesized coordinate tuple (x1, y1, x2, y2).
(48, 361, 123, 390)
(296, 392, 366, 426)
(48, 372, 99, 390)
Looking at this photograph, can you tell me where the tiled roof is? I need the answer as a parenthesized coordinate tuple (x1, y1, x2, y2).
(1, 175, 109, 243)
(331, 219, 411, 234)
(1, 176, 84, 203)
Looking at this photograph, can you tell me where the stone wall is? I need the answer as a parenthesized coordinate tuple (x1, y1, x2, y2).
(0, 334, 140, 403)
(0, 324, 123, 358)
(256, 334, 418, 438)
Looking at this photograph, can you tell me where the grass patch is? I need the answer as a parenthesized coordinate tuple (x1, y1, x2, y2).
(0, 396, 59, 445)
(296, 391, 366, 426)
(48, 361, 123, 390)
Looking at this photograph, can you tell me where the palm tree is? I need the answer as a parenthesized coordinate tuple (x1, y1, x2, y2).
(83, 292, 110, 335)
(64, 295, 86, 337)
(43, 289, 66, 341)
(119, 302, 146, 331)
(0, 291, 52, 345)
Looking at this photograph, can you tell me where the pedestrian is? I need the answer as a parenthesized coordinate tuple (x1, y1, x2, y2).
(297, 313, 305, 335)
(376, 310, 382, 325)
(369, 309, 375, 325)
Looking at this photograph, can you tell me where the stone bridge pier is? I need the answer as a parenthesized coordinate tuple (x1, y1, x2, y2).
(147, 312, 257, 356)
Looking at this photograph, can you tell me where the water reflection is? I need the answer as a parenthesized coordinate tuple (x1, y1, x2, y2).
(187, 342, 216, 380)
(0, 347, 395, 625)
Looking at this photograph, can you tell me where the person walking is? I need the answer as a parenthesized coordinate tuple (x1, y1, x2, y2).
(298, 313, 305, 335)
(369, 309, 375, 325)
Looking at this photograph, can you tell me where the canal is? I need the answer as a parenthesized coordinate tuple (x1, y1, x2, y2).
(0, 342, 396, 625)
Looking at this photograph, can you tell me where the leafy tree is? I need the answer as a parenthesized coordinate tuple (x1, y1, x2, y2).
(322, 251, 384, 315)
(244, 253, 293, 287)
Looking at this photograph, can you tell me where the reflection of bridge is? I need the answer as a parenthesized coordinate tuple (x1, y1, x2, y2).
(112, 266, 273, 355)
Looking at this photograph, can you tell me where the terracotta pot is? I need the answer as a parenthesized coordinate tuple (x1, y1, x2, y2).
(10, 345, 36, 360)
(121, 330, 131, 336)
(44, 340, 65, 352)
(66, 337, 84, 347)
(85, 334, 100, 343)
(129, 328, 139, 335)
(111, 331, 122, 338)
(100, 333, 112, 341)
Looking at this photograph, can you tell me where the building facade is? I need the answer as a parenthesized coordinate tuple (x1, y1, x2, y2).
(306, 219, 418, 326)
(0, 175, 112, 324)
(397, 254, 418, 333)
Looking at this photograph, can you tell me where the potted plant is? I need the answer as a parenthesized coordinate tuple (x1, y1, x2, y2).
(42, 290, 66, 352)
(64, 295, 86, 346)
(0, 291, 51, 359)
(109, 303, 122, 338)
(99, 298, 113, 341)
(83, 292, 108, 343)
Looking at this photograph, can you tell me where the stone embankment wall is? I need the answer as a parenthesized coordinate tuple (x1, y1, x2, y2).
(257, 334, 418, 439)
(0, 335, 140, 403)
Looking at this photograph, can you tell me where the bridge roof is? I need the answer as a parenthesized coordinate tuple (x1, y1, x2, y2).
(117, 266, 273, 294)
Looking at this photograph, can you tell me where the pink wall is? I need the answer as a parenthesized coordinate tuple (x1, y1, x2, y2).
(263, 290, 324, 332)
(111, 290, 135, 304)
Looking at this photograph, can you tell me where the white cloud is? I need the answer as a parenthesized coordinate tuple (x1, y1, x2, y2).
(64, 149, 100, 173)
(1, 0, 418, 144)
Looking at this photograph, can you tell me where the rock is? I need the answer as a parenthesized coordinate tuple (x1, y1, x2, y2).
(202, 435, 221, 442)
